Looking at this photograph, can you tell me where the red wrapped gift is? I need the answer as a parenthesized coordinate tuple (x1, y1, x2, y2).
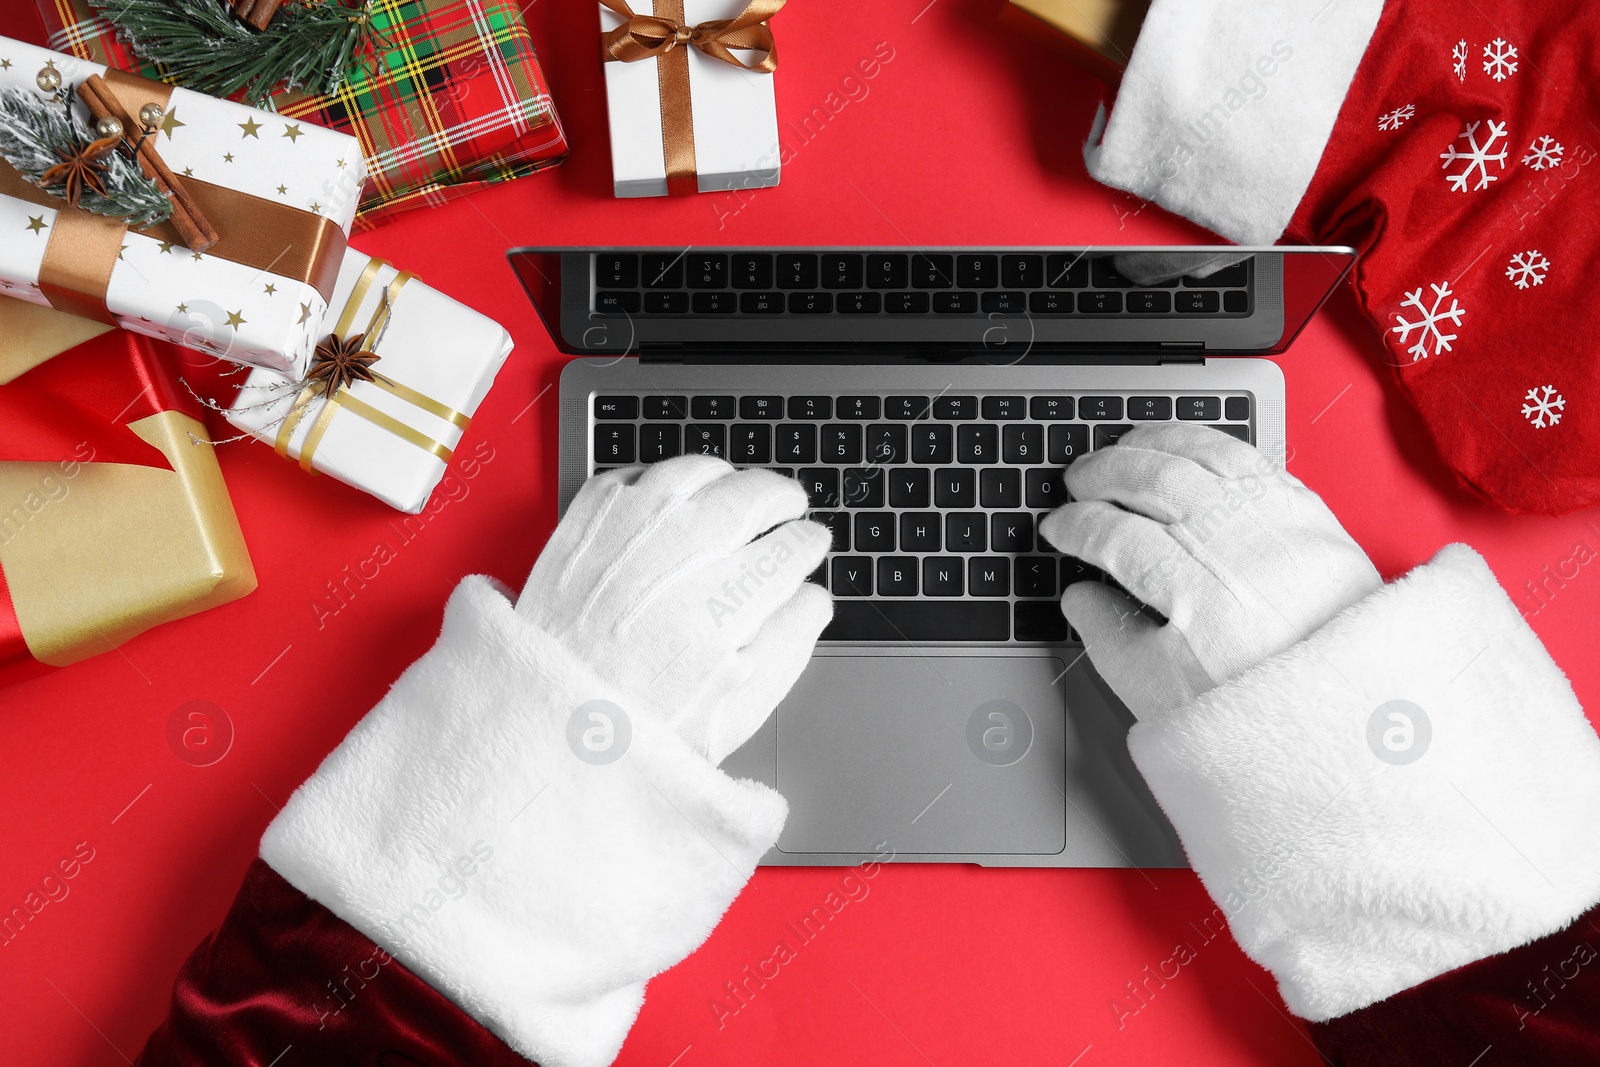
(0, 315, 256, 686)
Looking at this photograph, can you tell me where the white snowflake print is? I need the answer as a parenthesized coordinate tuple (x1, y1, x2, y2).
(1522, 135, 1564, 170)
(1453, 39, 1469, 81)
(1506, 250, 1551, 290)
(1440, 120, 1509, 191)
(1522, 385, 1565, 428)
(1378, 104, 1416, 132)
(1391, 283, 1465, 361)
(1483, 38, 1519, 81)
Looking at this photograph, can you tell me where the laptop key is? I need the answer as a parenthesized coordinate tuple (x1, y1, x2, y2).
(922, 558, 964, 596)
(1093, 424, 1135, 449)
(1224, 291, 1250, 313)
(1014, 556, 1057, 597)
(594, 395, 638, 419)
(1001, 254, 1043, 288)
(1014, 601, 1070, 642)
(889, 468, 931, 508)
(1029, 291, 1074, 314)
(821, 424, 863, 463)
(1078, 291, 1123, 314)
(946, 512, 987, 552)
(886, 396, 931, 420)
(686, 254, 728, 288)
(1218, 425, 1253, 443)
(1045, 254, 1089, 288)
(1047, 424, 1088, 463)
(731, 253, 773, 289)
(856, 512, 895, 550)
(1090, 258, 1139, 288)
(1128, 396, 1173, 420)
(729, 424, 771, 463)
(992, 512, 1034, 552)
(740, 292, 784, 314)
(912, 424, 954, 464)
(778, 253, 818, 288)
(934, 468, 975, 507)
(866, 423, 907, 462)
(1225, 396, 1252, 420)
(644, 291, 688, 313)
(685, 424, 726, 457)
(838, 396, 882, 420)
(639, 424, 681, 462)
(641, 253, 683, 288)
(901, 512, 942, 551)
(691, 292, 735, 313)
(644, 395, 688, 419)
(1177, 396, 1222, 420)
(811, 511, 850, 551)
(596, 291, 640, 313)
(934, 291, 978, 313)
(1176, 290, 1221, 313)
(1025, 467, 1068, 508)
(878, 557, 919, 596)
(958, 424, 999, 463)
(788, 396, 833, 420)
(885, 292, 930, 313)
(1030, 395, 1073, 420)
(969, 557, 1010, 596)
(1079, 396, 1124, 420)
(934, 395, 978, 420)
(981, 395, 1026, 420)
(690, 395, 736, 419)
(981, 291, 1027, 314)
(836, 292, 880, 313)
(821, 253, 863, 289)
(843, 467, 885, 507)
(776, 424, 817, 463)
(594, 425, 635, 463)
(789, 291, 832, 314)
(957, 254, 999, 288)
(911, 253, 955, 288)
(798, 468, 840, 508)
(822, 600, 1008, 641)
(1127, 290, 1172, 313)
(738, 395, 784, 420)
(831, 557, 873, 596)
(1060, 555, 1099, 590)
(595, 253, 638, 287)
(867, 254, 909, 289)
(980, 468, 1022, 508)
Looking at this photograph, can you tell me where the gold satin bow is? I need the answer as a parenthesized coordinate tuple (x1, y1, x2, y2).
(601, 0, 783, 195)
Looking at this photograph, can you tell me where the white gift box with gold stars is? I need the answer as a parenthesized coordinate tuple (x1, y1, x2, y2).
(0, 38, 366, 376)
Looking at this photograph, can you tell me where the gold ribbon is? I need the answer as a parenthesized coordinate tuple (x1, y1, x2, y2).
(274, 256, 470, 473)
(0, 70, 345, 323)
(601, 0, 783, 196)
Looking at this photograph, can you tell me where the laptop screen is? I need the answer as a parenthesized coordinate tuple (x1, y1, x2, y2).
(507, 246, 1354, 361)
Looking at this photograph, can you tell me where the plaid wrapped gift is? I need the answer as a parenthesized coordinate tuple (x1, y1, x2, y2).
(35, 0, 568, 230)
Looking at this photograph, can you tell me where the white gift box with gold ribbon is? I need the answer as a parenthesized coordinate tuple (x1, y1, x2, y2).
(224, 253, 512, 513)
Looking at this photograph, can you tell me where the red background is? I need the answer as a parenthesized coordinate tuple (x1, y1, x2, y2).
(3, 2, 1597, 1065)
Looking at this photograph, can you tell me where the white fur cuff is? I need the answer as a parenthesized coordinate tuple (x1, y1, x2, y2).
(260, 576, 787, 1067)
(1084, 0, 1383, 245)
(1129, 545, 1600, 1021)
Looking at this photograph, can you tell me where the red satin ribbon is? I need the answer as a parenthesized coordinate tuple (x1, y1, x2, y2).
(0, 329, 200, 679)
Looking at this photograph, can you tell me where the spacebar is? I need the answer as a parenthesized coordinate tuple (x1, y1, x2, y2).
(821, 600, 1010, 642)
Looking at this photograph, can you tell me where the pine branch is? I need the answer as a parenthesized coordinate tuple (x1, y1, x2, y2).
(0, 86, 172, 228)
(93, 0, 380, 106)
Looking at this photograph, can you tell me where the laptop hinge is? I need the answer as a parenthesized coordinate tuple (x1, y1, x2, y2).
(637, 341, 1211, 364)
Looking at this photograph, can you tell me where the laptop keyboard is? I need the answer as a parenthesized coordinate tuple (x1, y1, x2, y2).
(592, 390, 1254, 644)
(591, 251, 1253, 318)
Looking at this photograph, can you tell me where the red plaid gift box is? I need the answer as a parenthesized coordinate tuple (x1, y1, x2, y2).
(35, 0, 568, 230)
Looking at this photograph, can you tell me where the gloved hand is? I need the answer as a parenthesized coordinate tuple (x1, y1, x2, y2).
(518, 456, 832, 763)
(1039, 423, 1381, 719)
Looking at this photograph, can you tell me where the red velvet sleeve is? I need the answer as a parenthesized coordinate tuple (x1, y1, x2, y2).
(1307, 903, 1600, 1066)
(137, 859, 536, 1067)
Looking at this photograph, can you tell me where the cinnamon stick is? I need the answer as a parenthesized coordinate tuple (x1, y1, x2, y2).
(77, 75, 219, 254)
(231, 0, 285, 31)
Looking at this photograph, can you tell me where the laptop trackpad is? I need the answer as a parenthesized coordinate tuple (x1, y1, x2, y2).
(774, 654, 1069, 856)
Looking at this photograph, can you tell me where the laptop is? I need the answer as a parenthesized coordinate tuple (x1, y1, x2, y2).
(507, 245, 1355, 868)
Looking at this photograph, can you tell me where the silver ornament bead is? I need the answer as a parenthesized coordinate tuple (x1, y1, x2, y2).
(35, 67, 62, 94)
(138, 102, 164, 130)
(96, 115, 124, 140)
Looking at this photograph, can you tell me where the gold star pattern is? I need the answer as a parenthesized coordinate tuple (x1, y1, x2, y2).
(158, 241, 175, 254)
(191, 251, 203, 261)
(0, 58, 11, 71)
(161, 107, 184, 137)
(336, 158, 347, 169)
(25, 215, 46, 234)
(176, 303, 189, 314)
(309, 201, 321, 213)
(298, 302, 313, 324)
(263, 283, 277, 295)
(182, 167, 194, 176)
(118, 243, 127, 260)
(225, 310, 246, 329)
(276, 184, 287, 195)
(282, 124, 303, 142)
(222, 152, 234, 163)
(239, 117, 262, 138)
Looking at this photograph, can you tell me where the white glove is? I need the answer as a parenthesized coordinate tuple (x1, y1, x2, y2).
(519, 456, 832, 763)
(1039, 423, 1381, 719)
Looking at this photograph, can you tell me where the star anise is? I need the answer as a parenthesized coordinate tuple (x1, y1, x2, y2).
(38, 133, 121, 207)
(309, 332, 382, 395)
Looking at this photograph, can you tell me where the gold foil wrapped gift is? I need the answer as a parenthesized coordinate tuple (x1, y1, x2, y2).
(0, 299, 255, 685)
(999, 0, 1150, 83)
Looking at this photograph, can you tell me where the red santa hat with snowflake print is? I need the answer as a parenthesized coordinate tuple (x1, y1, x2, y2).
(1083, 0, 1600, 515)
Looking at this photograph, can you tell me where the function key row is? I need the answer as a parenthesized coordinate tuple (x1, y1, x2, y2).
(594, 289, 1249, 315)
(595, 253, 1249, 291)
(595, 394, 1252, 422)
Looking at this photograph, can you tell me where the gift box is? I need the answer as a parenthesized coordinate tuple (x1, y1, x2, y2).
(998, 0, 1150, 83)
(0, 301, 256, 686)
(0, 37, 364, 376)
(224, 252, 512, 513)
(600, 0, 782, 198)
(33, 0, 568, 229)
